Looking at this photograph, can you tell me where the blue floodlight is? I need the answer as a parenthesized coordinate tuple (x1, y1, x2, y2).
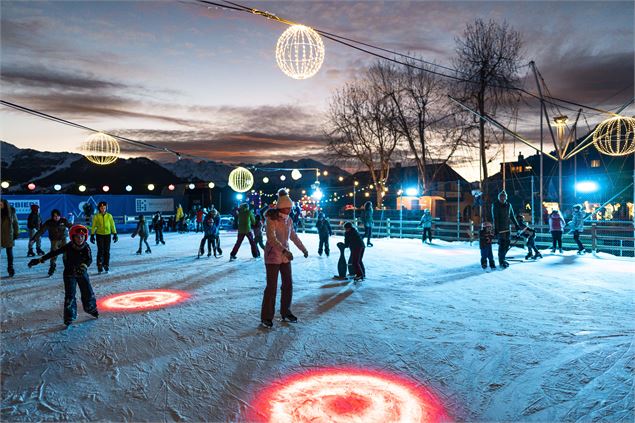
(405, 187, 418, 196)
(236, 193, 244, 200)
(311, 189, 324, 200)
(575, 181, 599, 193)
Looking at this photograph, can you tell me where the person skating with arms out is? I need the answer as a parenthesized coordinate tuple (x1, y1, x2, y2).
(90, 201, 118, 273)
(31, 208, 72, 277)
(29, 225, 98, 327)
(260, 189, 308, 328)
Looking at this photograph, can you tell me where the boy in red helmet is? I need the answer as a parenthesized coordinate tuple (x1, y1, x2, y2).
(29, 224, 98, 327)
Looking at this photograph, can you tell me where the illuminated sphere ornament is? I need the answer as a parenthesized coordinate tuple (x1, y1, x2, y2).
(102, 185, 110, 192)
(291, 169, 302, 180)
(27, 183, 36, 190)
(125, 185, 133, 192)
(593, 115, 635, 156)
(54, 184, 62, 191)
(280, 175, 287, 181)
(188, 183, 195, 190)
(263, 177, 270, 184)
(228, 167, 254, 193)
(275, 25, 325, 80)
(168, 184, 175, 191)
(78, 185, 86, 192)
(208, 182, 215, 189)
(80, 133, 120, 165)
(0, 181, 9, 189)
(147, 184, 155, 191)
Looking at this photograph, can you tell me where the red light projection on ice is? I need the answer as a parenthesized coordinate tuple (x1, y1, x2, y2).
(97, 290, 190, 312)
(248, 367, 449, 423)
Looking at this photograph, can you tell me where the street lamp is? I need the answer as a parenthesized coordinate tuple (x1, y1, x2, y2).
(575, 181, 599, 193)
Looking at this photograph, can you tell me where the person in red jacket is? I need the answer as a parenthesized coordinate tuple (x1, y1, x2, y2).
(548, 209, 566, 253)
(196, 208, 204, 233)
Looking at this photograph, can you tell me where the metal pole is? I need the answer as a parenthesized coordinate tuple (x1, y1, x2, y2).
(531, 175, 535, 226)
(353, 183, 356, 222)
(457, 179, 460, 241)
(399, 189, 403, 239)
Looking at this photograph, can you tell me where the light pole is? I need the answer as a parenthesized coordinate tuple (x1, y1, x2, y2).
(353, 181, 359, 222)
(397, 188, 403, 238)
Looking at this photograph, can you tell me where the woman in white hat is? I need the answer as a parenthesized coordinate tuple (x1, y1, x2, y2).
(260, 189, 308, 328)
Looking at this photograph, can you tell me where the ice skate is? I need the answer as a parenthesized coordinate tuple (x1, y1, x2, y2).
(281, 312, 298, 323)
(261, 319, 273, 328)
(145, 249, 151, 254)
(525, 253, 533, 260)
(559, 249, 563, 254)
(8, 267, 15, 277)
(534, 252, 543, 259)
(36, 248, 46, 255)
(550, 248, 556, 253)
(577, 249, 585, 255)
(48, 265, 55, 277)
(229, 255, 237, 261)
(136, 250, 142, 255)
(27, 249, 35, 257)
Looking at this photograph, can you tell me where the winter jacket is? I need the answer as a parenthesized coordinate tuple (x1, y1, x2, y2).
(479, 227, 495, 249)
(27, 212, 42, 230)
(253, 220, 264, 239)
(517, 222, 536, 239)
(175, 206, 184, 222)
(491, 201, 519, 234)
(344, 228, 365, 251)
(91, 212, 117, 235)
(264, 213, 307, 265)
(203, 214, 220, 237)
(236, 205, 255, 235)
(152, 214, 164, 231)
(33, 217, 71, 241)
(315, 218, 332, 238)
(196, 210, 204, 223)
(41, 242, 92, 276)
(549, 211, 566, 232)
(570, 210, 585, 232)
(133, 220, 150, 238)
(419, 212, 433, 228)
(362, 208, 374, 226)
(1, 205, 19, 249)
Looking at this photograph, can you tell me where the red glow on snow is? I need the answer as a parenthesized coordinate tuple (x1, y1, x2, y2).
(247, 367, 449, 423)
(97, 289, 190, 312)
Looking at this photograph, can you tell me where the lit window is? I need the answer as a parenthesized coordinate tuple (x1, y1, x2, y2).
(590, 160, 601, 168)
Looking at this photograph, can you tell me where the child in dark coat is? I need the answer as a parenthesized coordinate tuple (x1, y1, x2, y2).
(253, 215, 265, 253)
(479, 222, 496, 269)
(517, 214, 541, 260)
(198, 211, 216, 257)
(343, 222, 365, 281)
(315, 212, 333, 256)
(132, 214, 151, 254)
(29, 225, 98, 326)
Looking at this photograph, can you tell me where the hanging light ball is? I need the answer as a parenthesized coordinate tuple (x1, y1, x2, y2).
(126, 185, 133, 192)
(208, 182, 215, 189)
(78, 185, 87, 192)
(54, 184, 62, 191)
(102, 185, 110, 192)
(188, 183, 195, 190)
(593, 115, 635, 156)
(80, 133, 120, 165)
(263, 177, 270, 184)
(27, 183, 36, 190)
(275, 25, 325, 80)
(147, 184, 155, 191)
(291, 169, 302, 180)
(0, 181, 9, 189)
(228, 167, 254, 193)
(280, 174, 287, 181)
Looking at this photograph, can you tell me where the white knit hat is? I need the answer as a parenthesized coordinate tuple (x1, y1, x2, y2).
(276, 189, 293, 209)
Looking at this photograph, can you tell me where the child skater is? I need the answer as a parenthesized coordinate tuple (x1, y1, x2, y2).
(198, 211, 215, 258)
(132, 214, 151, 255)
(28, 225, 98, 327)
(479, 222, 496, 270)
(516, 214, 541, 260)
(210, 209, 223, 257)
(549, 209, 566, 253)
(569, 204, 587, 254)
(343, 222, 365, 281)
(315, 212, 333, 256)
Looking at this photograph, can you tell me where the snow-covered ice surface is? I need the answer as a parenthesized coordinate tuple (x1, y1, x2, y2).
(1, 233, 634, 422)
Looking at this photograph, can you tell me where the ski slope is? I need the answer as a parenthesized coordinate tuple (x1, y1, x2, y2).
(1, 232, 633, 422)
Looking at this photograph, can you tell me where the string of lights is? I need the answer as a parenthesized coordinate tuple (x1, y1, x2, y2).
(193, 0, 620, 117)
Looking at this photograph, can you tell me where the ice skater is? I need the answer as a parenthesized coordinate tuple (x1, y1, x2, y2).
(229, 203, 259, 260)
(491, 190, 519, 268)
(29, 224, 98, 327)
(31, 208, 72, 276)
(343, 222, 365, 281)
(548, 209, 565, 253)
(418, 209, 433, 244)
(253, 214, 265, 254)
(152, 211, 165, 245)
(90, 201, 118, 273)
(260, 189, 308, 328)
(26, 204, 45, 257)
(1, 199, 19, 277)
(198, 211, 216, 258)
(315, 212, 333, 256)
(132, 214, 151, 254)
(569, 204, 587, 254)
(516, 215, 541, 260)
(479, 221, 496, 269)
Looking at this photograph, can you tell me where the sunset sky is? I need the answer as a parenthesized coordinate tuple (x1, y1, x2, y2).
(1, 0, 633, 181)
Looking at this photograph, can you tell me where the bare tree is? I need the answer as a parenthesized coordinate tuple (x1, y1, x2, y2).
(454, 19, 523, 188)
(326, 69, 400, 207)
(369, 60, 471, 194)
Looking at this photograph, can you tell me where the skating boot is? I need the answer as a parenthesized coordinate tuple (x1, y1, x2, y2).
(550, 248, 556, 253)
(535, 252, 543, 259)
(207, 251, 212, 257)
(525, 252, 533, 260)
(367, 242, 373, 247)
(103, 266, 109, 274)
(145, 249, 151, 254)
(216, 247, 223, 256)
(261, 319, 273, 328)
(37, 248, 46, 255)
(8, 267, 15, 277)
(161, 240, 165, 245)
(577, 249, 585, 255)
(97, 265, 103, 274)
(489, 263, 497, 270)
(229, 255, 237, 261)
(88, 310, 99, 319)
(48, 264, 56, 277)
(500, 261, 510, 269)
(481, 258, 487, 269)
(282, 312, 298, 323)
(27, 248, 35, 257)
(136, 250, 142, 255)
(559, 249, 563, 254)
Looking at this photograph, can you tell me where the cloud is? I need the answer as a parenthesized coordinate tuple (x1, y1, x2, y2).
(1, 66, 127, 91)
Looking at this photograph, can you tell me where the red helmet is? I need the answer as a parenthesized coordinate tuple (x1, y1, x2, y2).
(69, 224, 89, 238)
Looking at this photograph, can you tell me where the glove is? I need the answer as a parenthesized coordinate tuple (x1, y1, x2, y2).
(90, 234, 95, 244)
(303, 250, 309, 258)
(112, 233, 118, 243)
(282, 249, 294, 261)
(28, 258, 41, 268)
(80, 263, 88, 272)
(131, 233, 136, 239)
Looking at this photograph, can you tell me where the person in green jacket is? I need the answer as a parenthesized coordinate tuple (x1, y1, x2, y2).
(229, 203, 259, 260)
(1, 199, 19, 277)
(90, 201, 118, 273)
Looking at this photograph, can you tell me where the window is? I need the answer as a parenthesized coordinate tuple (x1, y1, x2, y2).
(591, 159, 601, 168)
